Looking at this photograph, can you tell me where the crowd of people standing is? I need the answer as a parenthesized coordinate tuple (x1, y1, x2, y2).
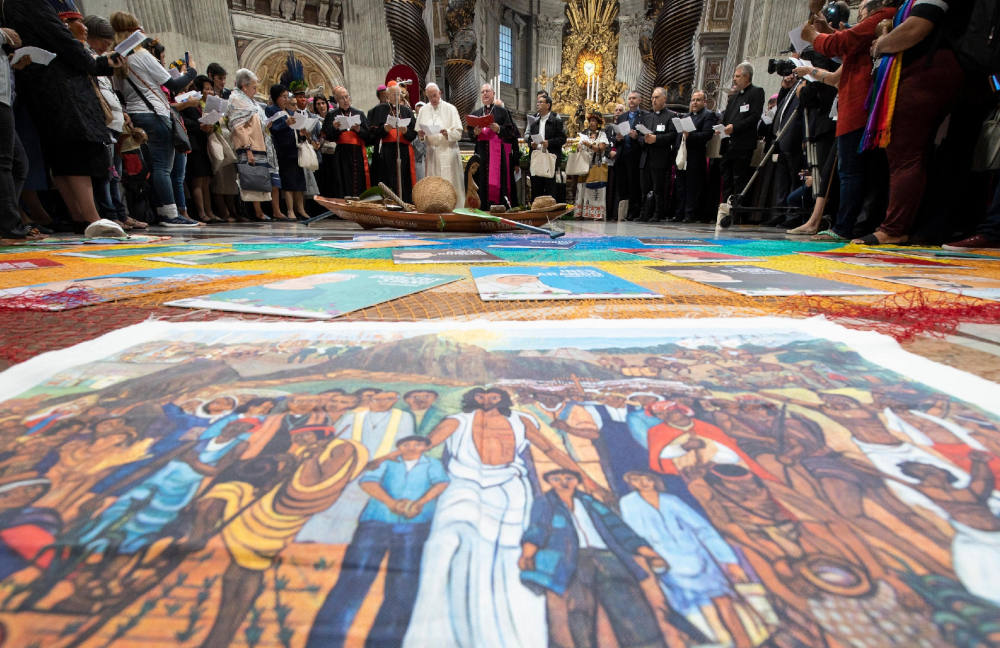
(1, 0, 997, 250)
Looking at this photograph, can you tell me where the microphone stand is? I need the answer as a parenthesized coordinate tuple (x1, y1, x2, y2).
(394, 80, 403, 201)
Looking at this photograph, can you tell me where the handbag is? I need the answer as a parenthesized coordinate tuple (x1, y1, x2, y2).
(236, 152, 272, 193)
(125, 75, 190, 153)
(566, 150, 590, 176)
(972, 105, 1000, 172)
(90, 78, 114, 126)
(675, 139, 688, 171)
(298, 140, 320, 171)
(207, 129, 237, 173)
(750, 139, 767, 168)
(529, 149, 556, 178)
(707, 131, 723, 159)
(585, 163, 608, 185)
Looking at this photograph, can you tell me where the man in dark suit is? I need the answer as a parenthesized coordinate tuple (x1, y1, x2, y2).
(605, 103, 625, 219)
(680, 90, 720, 223)
(527, 93, 566, 200)
(614, 91, 646, 220)
(638, 87, 677, 222)
(719, 62, 765, 226)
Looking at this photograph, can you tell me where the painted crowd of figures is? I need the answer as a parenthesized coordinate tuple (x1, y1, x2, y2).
(0, 336, 997, 647)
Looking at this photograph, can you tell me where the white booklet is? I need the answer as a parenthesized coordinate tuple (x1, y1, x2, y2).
(11, 47, 56, 66)
(712, 124, 730, 139)
(114, 30, 146, 57)
(204, 95, 229, 115)
(614, 121, 632, 137)
(530, 133, 545, 144)
(422, 123, 444, 135)
(174, 90, 202, 103)
(198, 110, 224, 126)
(334, 113, 361, 129)
(386, 115, 412, 129)
(265, 110, 289, 125)
(634, 123, 653, 135)
(671, 116, 696, 133)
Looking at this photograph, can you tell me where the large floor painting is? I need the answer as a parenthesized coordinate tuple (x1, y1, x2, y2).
(0, 318, 998, 647)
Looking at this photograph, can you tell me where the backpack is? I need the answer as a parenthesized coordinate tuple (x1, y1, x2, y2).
(953, 0, 1000, 74)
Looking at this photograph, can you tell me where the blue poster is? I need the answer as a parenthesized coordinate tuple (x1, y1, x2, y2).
(167, 270, 462, 318)
(470, 265, 658, 300)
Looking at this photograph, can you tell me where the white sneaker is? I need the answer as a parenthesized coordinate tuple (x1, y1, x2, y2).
(84, 219, 127, 238)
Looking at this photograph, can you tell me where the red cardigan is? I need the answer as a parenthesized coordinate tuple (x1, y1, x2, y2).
(813, 8, 896, 137)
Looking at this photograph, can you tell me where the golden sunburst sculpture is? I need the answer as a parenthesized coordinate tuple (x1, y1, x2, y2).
(538, 0, 628, 136)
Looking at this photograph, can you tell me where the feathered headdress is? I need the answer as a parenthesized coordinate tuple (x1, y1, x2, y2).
(280, 54, 308, 95)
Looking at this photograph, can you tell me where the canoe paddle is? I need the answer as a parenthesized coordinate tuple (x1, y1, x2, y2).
(453, 208, 566, 238)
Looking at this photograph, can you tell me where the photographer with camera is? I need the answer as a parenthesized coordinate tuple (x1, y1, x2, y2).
(765, 71, 804, 228)
(717, 62, 765, 227)
(794, 0, 899, 241)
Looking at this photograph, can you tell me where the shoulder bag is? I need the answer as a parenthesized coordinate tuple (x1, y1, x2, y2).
(125, 74, 191, 154)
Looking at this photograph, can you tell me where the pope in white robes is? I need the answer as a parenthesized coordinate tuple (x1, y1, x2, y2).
(415, 83, 466, 209)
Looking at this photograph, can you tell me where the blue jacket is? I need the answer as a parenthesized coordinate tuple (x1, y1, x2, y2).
(520, 490, 649, 595)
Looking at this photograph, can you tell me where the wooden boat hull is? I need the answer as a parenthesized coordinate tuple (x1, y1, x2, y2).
(314, 197, 569, 233)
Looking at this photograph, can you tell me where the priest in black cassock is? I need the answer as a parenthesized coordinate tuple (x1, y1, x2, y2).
(467, 83, 520, 209)
(322, 86, 372, 197)
(367, 84, 419, 202)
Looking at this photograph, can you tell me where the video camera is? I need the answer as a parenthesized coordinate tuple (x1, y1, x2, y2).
(768, 58, 798, 77)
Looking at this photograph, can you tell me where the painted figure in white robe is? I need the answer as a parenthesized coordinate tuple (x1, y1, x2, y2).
(415, 83, 465, 208)
(399, 387, 606, 648)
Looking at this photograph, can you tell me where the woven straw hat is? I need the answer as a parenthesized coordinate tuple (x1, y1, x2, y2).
(529, 196, 567, 212)
(413, 177, 457, 213)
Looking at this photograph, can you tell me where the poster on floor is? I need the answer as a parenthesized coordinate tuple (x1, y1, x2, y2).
(392, 249, 503, 264)
(470, 265, 658, 300)
(145, 249, 334, 265)
(0, 267, 263, 310)
(657, 265, 889, 296)
(637, 238, 730, 246)
(839, 270, 1000, 301)
(166, 270, 462, 318)
(56, 244, 220, 258)
(487, 238, 579, 250)
(317, 240, 441, 250)
(0, 317, 996, 647)
(0, 258, 62, 271)
(798, 251, 969, 268)
(617, 248, 763, 263)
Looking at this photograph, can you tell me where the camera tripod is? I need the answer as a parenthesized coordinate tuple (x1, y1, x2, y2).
(718, 77, 822, 227)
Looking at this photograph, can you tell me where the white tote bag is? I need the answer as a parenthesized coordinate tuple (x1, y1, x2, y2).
(297, 140, 320, 171)
(566, 150, 591, 176)
(707, 131, 723, 159)
(675, 139, 688, 171)
(530, 149, 556, 178)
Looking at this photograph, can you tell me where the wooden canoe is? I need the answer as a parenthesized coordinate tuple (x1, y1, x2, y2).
(314, 197, 571, 233)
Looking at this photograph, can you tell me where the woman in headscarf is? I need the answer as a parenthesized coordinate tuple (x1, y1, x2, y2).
(226, 68, 283, 221)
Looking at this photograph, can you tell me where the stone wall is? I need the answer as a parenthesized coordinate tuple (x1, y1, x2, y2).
(79, 0, 239, 75)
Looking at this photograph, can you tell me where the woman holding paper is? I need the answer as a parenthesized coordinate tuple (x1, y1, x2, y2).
(227, 68, 283, 222)
(266, 84, 309, 220)
(4, 1, 129, 236)
(178, 75, 221, 223)
(574, 112, 609, 220)
(415, 83, 465, 209)
(110, 11, 200, 227)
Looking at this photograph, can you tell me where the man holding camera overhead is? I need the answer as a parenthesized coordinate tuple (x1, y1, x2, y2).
(718, 62, 764, 226)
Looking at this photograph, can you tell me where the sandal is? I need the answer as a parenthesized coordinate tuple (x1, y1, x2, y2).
(811, 229, 848, 242)
(124, 216, 148, 230)
(852, 232, 908, 246)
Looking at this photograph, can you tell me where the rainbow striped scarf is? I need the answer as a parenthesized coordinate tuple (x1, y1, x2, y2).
(860, 0, 916, 151)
